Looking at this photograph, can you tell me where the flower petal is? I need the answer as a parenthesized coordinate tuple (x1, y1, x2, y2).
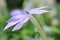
(23, 0, 33, 11)
(4, 15, 28, 30)
(21, 16, 29, 23)
(29, 9, 49, 14)
(4, 22, 19, 30)
(29, 6, 49, 11)
(12, 16, 29, 31)
(10, 9, 23, 16)
(7, 15, 25, 23)
(12, 23, 23, 31)
(28, 6, 49, 14)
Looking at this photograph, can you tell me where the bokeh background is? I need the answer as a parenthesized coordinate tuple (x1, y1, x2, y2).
(0, 0, 60, 40)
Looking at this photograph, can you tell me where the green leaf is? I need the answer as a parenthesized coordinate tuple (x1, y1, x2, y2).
(50, 26, 60, 34)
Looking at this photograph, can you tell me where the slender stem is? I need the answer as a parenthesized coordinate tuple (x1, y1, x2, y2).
(30, 15, 47, 40)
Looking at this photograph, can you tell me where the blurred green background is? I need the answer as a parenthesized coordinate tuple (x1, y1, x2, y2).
(0, 0, 60, 40)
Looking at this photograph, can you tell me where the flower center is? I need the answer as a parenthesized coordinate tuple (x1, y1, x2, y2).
(25, 16, 28, 19)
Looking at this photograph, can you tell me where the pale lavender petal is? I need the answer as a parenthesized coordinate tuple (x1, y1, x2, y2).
(4, 22, 19, 30)
(12, 16, 29, 31)
(29, 6, 49, 11)
(29, 10, 49, 14)
(21, 16, 29, 23)
(10, 9, 23, 16)
(4, 15, 27, 30)
(7, 15, 25, 23)
(12, 23, 23, 31)
(23, 0, 33, 11)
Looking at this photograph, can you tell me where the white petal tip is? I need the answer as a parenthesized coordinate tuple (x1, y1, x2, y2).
(3, 27, 7, 30)
(3, 29, 6, 30)
(12, 29, 15, 31)
(12, 29, 17, 31)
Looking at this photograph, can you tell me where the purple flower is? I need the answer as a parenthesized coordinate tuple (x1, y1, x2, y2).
(4, 6, 49, 31)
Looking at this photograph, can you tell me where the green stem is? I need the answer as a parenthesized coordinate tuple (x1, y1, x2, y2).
(30, 15, 47, 40)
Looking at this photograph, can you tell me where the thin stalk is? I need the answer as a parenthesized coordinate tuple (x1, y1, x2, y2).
(30, 15, 47, 40)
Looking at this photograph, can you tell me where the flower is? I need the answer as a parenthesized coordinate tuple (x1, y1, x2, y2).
(4, 6, 49, 31)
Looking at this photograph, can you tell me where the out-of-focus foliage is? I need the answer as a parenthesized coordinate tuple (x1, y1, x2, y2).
(0, 0, 60, 40)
